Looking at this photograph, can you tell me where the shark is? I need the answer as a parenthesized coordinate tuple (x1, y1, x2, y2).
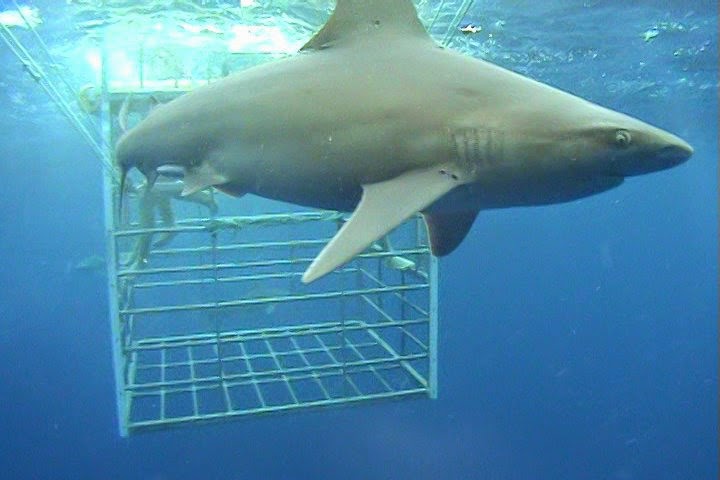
(115, 0, 693, 283)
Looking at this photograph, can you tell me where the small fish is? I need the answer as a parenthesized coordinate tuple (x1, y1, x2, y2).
(459, 24, 481, 34)
(70, 254, 107, 273)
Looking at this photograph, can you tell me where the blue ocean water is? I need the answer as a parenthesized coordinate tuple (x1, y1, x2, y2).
(0, 1, 717, 479)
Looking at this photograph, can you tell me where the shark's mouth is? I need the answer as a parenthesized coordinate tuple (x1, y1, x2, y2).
(117, 164, 186, 218)
(156, 165, 187, 179)
(606, 144, 693, 177)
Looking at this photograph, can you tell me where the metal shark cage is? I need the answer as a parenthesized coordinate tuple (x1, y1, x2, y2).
(1, 0, 479, 437)
(107, 201, 438, 435)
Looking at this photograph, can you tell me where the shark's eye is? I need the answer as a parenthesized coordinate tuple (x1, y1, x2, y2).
(615, 130, 632, 148)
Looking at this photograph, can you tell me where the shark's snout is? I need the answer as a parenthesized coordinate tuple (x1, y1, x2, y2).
(115, 130, 159, 217)
(657, 141, 693, 165)
(115, 133, 137, 177)
(612, 131, 693, 177)
(643, 136, 693, 175)
(115, 129, 162, 185)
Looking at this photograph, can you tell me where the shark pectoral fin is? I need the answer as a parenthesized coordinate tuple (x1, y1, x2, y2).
(182, 164, 228, 197)
(302, 164, 467, 283)
(422, 209, 480, 256)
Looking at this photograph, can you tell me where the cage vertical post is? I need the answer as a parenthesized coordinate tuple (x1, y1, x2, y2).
(428, 255, 439, 400)
(99, 43, 129, 437)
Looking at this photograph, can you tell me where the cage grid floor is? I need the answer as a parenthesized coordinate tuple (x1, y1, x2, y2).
(126, 320, 429, 431)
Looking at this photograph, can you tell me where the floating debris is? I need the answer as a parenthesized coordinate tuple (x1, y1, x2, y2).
(642, 20, 692, 42)
(459, 24, 481, 34)
(642, 28, 660, 42)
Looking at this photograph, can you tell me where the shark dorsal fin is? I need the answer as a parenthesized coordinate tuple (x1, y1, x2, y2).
(301, 0, 432, 51)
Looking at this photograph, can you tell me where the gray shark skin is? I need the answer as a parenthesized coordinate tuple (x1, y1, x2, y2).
(116, 0, 693, 283)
